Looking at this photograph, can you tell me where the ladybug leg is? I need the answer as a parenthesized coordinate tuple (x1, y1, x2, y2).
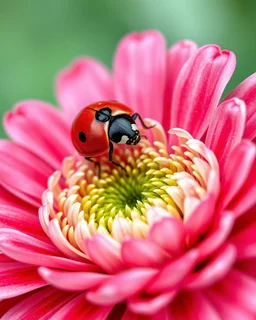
(85, 157, 101, 177)
(109, 142, 126, 172)
(132, 113, 156, 129)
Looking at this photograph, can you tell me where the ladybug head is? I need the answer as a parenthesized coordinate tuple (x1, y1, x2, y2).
(108, 114, 141, 145)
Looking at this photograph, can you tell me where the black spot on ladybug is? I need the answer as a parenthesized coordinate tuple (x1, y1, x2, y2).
(78, 131, 86, 142)
(95, 108, 112, 122)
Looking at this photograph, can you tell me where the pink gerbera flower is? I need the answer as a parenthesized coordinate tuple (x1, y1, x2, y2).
(0, 30, 256, 319)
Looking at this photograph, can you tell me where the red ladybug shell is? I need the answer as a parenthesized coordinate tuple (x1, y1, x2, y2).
(71, 101, 133, 157)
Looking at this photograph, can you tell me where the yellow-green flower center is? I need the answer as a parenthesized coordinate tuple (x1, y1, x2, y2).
(78, 143, 181, 234)
(45, 136, 211, 246)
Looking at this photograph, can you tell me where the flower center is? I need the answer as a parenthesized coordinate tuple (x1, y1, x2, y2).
(79, 141, 181, 235)
(40, 130, 217, 248)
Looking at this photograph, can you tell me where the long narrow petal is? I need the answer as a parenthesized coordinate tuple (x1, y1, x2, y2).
(49, 293, 113, 320)
(171, 292, 220, 320)
(185, 193, 216, 246)
(218, 140, 256, 213)
(197, 212, 234, 261)
(171, 45, 236, 138)
(228, 158, 256, 216)
(184, 244, 236, 289)
(0, 205, 46, 239)
(86, 235, 125, 273)
(114, 30, 166, 123)
(0, 140, 53, 176)
(225, 72, 256, 140)
(47, 218, 90, 262)
(229, 222, 256, 259)
(1, 287, 76, 320)
(0, 262, 46, 299)
(38, 267, 110, 291)
(0, 186, 36, 213)
(0, 140, 52, 206)
(211, 269, 256, 315)
(56, 58, 113, 119)
(163, 40, 198, 131)
(0, 229, 94, 271)
(122, 308, 173, 320)
(0, 292, 34, 318)
(86, 268, 157, 305)
(121, 239, 169, 268)
(205, 98, 246, 170)
(148, 217, 186, 256)
(4, 101, 73, 169)
(236, 257, 256, 279)
(206, 288, 254, 319)
(128, 291, 177, 316)
(146, 250, 198, 293)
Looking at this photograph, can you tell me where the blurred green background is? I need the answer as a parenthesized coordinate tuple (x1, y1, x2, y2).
(1, 0, 256, 137)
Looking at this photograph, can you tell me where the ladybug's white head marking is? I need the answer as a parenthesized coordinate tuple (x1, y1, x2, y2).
(131, 124, 138, 131)
(119, 135, 129, 144)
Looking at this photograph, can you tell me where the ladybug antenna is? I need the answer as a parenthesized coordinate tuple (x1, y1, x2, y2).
(87, 108, 98, 112)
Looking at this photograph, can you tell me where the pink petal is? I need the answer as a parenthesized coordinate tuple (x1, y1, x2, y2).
(146, 250, 198, 293)
(147, 217, 185, 256)
(211, 269, 256, 315)
(184, 244, 236, 289)
(229, 222, 256, 259)
(0, 253, 13, 263)
(86, 268, 157, 305)
(0, 141, 52, 207)
(171, 45, 236, 138)
(121, 239, 170, 268)
(231, 204, 256, 239)
(0, 140, 53, 176)
(128, 291, 177, 316)
(205, 98, 246, 170)
(0, 262, 46, 299)
(171, 292, 220, 320)
(197, 212, 234, 261)
(0, 228, 94, 271)
(0, 205, 46, 239)
(4, 100, 73, 169)
(48, 218, 89, 262)
(185, 193, 216, 246)
(0, 185, 36, 213)
(218, 140, 256, 214)
(49, 293, 113, 320)
(143, 118, 167, 146)
(1, 287, 76, 320)
(0, 183, 41, 208)
(86, 235, 125, 273)
(236, 258, 256, 278)
(206, 289, 254, 320)
(56, 58, 113, 120)
(122, 308, 173, 320)
(225, 72, 256, 140)
(0, 292, 33, 318)
(228, 157, 256, 216)
(163, 40, 198, 131)
(114, 30, 166, 123)
(39, 267, 110, 291)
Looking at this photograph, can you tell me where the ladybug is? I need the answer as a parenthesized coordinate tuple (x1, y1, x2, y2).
(71, 101, 153, 175)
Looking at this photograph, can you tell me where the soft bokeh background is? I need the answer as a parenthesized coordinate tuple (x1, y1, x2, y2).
(1, 0, 256, 137)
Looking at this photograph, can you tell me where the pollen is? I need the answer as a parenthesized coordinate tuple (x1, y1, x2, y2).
(40, 131, 217, 250)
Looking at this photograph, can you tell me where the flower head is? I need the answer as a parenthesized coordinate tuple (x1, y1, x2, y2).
(0, 31, 256, 319)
